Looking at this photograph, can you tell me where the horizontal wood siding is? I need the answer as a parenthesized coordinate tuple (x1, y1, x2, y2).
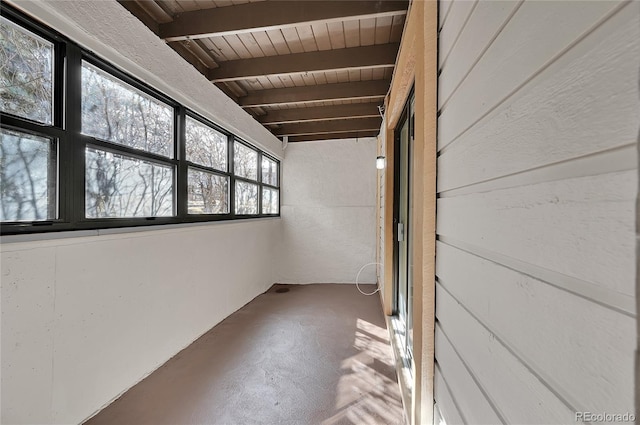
(435, 0, 639, 423)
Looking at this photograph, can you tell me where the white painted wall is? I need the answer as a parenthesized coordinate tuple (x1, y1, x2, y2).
(1, 220, 280, 424)
(278, 138, 378, 284)
(434, 1, 638, 423)
(1, 1, 284, 424)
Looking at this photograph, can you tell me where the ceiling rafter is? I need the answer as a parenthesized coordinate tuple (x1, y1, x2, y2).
(274, 117, 382, 137)
(239, 80, 390, 108)
(288, 130, 380, 143)
(258, 103, 382, 125)
(159, 1, 409, 41)
(118, 0, 409, 141)
(208, 44, 399, 82)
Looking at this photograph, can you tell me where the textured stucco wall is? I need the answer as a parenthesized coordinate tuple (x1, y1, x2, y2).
(1, 220, 280, 424)
(278, 138, 378, 284)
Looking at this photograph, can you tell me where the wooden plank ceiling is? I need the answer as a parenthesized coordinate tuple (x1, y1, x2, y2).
(119, 0, 408, 142)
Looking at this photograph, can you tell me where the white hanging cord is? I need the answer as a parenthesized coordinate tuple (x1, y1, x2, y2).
(355, 262, 382, 296)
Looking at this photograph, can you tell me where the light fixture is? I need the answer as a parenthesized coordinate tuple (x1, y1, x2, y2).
(376, 156, 386, 170)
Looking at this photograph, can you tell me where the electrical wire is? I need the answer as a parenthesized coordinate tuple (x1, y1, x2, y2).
(355, 262, 382, 296)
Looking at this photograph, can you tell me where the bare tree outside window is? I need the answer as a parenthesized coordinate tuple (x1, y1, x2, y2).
(0, 17, 53, 124)
(85, 148, 173, 218)
(0, 129, 56, 221)
(234, 143, 258, 180)
(81, 62, 173, 158)
(81, 62, 175, 218)
(185, 117, 229, 215)
(262, 187, 279, 214)
(1, 10, 280, 231)
(187, 168, 228, 214)
(186, 116, 226, 171)
(262, 187, 278, 214)
(261, 156, 278, 186)
(235, 181, 258, 214)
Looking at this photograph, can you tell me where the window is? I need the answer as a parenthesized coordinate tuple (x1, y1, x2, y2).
(0, 4, 280, 235)
(187, 168, 228, 214)
(262, 187, 278, 215)
(232, 140, 279, 216)
(185, 116, 226, 171)
(234, 142, 258, 180)
(185, 116, 229, 215)
(82, 62, 174, 158)
(235, 181, 258, 215)
(260, 154, 280, 215)
(262, 156, 278, 187)
(0, 16, 53, 124)
(0, 128, 56, 221)
(85, 148, 174, 218)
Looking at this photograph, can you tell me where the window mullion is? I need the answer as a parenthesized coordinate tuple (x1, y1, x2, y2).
(176, 106, 187, 218)
(64, 42, 83, 226)
(257, 150, 263, 216)
(229, 135, 236, 218)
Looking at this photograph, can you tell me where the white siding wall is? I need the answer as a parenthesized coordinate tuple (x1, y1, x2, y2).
(435, 1, 638, 423)
(278, 138, 377, 284)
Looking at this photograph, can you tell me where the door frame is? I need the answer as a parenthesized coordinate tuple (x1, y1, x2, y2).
(392, 91, 415, 367)
(380, 2, 438, 424)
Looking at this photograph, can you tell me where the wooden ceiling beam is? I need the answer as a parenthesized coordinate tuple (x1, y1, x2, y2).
(258, 103, 382, 125)
(274, 117, 382, 136)
(159, 1, 409, 41)
(168, 41, 215, 76)
(239, 80, 390, 108)
(208, 44, 399, 82)
(287, 130, 380, 142)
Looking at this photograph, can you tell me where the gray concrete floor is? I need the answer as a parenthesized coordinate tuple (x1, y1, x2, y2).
(85, 284, 405, 425)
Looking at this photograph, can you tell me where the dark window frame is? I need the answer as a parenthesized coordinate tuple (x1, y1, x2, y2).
(233, 137, 280, 217)
(0, 4, 280, 235)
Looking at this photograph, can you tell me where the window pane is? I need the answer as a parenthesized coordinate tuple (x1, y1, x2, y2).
(262, 187, 279, 215)
(187, 168, 228, 214)
(234, 142, 257, 180)
(235, 181, 257, 215)
(0, 17, 53, 124)
(186, 117, 227, 171)
(261, 156, 278, 186)
(85, 147, 174, 218)
(0, 128, 56, 221)
(81, 62, 173, 158)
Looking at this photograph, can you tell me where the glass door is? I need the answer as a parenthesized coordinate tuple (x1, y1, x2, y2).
(394, 93, 414, 367)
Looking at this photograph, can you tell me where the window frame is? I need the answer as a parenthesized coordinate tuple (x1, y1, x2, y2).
(0, 4, 280, 235)
(232, 138, 280, 218)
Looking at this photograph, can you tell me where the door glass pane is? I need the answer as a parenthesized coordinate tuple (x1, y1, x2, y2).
(396, 116, 411, 361)
(0, 17, 53, 124)
(187, 168, 228, 214)
(85, 147, 174, 218)
(261, 156, 278, 186)
(262, 187, 278, 214)
(235, 181, 257, 214)
(185, 116, 227, 171)
(234, 142, 257, 180)
(0, 128, 56, 221)
(81, 62, 174, 158)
